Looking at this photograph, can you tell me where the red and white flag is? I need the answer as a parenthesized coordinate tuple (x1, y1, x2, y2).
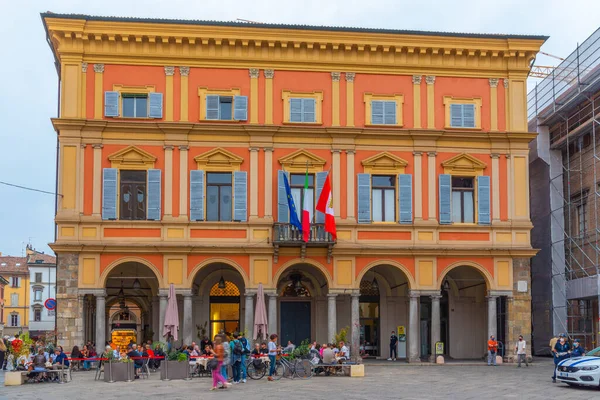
(316, 172, 337, 240)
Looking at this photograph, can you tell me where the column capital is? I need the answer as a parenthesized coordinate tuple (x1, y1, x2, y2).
(505, 154, 511, 159)
(249, 147, 260, 152)
(412, 75, 422, 85)
(163, 145, 174, 150)
(93, 63, 104, 73)
(92, 143, 103, 149)
(331, 149, 342, 154)
(179, 66, 190, 76)
(81, 62, 88, 73)
(345, 150, 355, 155)
(350, 292, 361, 299)
(489, 78, 499, 88)
(327, 293, 338, 298)
(427, 151, 437, 157)
(263, 147, 274, 152)
(249, 68, 260, 78)
(244, 291, 257, 297)
(503, 79, 509, 88)
(164, 66, 175, 76)
(430, 294, 442, 300)
(268, 293, 278, 299)
(81, 143, 87, 149)
(490, 153, 500, 159)
(413, 151, 423, 156)
(178, 145, 189, 151)
(264, 69, 274, 79)
(486, 294, 499, 300)
(425, 75, 436, 85)
(345, 72, 355, 82)
(331, 72, 341, 81)
(409, 290, 421, 298)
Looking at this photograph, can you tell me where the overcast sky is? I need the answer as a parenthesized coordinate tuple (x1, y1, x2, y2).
(0, 0, 599, 257)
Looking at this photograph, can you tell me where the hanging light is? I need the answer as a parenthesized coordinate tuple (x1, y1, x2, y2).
(133, 278, 141, 290)
(218, 275, 226, 289)
(371, 276, 379, 291)
(443, 279, 450, 291)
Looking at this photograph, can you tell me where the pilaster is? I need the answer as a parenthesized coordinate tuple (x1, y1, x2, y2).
(179, 146, 189, 219)
(413, 151, 423, 220)
(164, 66, 175, 121)
(249, 68, 259, 124)
(427, 152, 437, 222)
(264, 70, 274, 124)
(346, 150, 355, 221)
(425, 75, 436, 129)
(93, 64, 104, 119)
(332, 149, 341, 217)
(164, 145, 174, 217)
(92, 144, 103, 217)
(489, 78, 499, 131)
(345, 73, 355, 127)
(250, 147, 259, 219)
(412, 75, 422, 129)
(331, 72, 341, 127)
(179, 66, 190, 121)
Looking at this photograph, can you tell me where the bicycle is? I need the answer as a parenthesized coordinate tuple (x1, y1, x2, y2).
(245, 357, 267, 380)
(279, 356, 312, 380)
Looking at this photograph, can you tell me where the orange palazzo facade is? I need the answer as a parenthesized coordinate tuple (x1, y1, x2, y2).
(43, 13, 545, 361)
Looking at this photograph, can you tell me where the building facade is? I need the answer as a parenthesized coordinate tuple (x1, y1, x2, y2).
(43, 13, 545, 361)
(0, 274, 8, 336)
(529, 28, 600, 354)
(27, 248, 57, 336)
(0, 255, 30, 336)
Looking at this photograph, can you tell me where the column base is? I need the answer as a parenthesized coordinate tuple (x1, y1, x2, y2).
(408, 357, 422, 363)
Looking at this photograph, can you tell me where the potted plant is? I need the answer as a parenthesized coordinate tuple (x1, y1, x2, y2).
(104, 355, 135, 382)
(160, 350, 189, 380)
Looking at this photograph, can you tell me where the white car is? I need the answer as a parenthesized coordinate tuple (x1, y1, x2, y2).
(556, 346, 600, 388)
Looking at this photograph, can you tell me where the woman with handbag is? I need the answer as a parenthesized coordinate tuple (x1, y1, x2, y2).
(210, 337, 230, 390)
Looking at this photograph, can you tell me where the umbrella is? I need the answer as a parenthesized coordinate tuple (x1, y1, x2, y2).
(254, 283, 268, 340)
(163, 283, 179, 341)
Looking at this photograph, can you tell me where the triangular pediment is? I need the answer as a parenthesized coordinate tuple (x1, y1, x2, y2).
(194, 148, 244, 170)
(278, 149, 327, 170)
(442, 153, 487, 173)
(108, 146, 157, 168)
(362, 152, 408, 169)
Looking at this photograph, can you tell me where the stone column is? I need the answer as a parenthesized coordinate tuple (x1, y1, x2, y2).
(159, 293, 168, 339)
(351, 293, 360, 362)
(95, 291, 106, 349)
(245, 293, 254, 337)
(430, 293, 441, 362)
(268, 294, 278, 336)
(487, 295, 498, 340)
(408, 291, 420, 363)
(183, 292, 193, 345)
(327, 294, 337, 343)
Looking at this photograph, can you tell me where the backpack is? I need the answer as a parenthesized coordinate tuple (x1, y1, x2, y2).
(233, 340, 243, 356)
(240, 337, 251, 355)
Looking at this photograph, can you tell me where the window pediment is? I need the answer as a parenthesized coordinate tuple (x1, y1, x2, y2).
(361, 152, 408, 174)
(278, 149, 326, 173)
(442, 153, 487, 176)
(194, 148, 244, 171)
(108, 146, 157, 170)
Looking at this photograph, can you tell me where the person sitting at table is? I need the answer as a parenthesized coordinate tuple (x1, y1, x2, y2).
(190, 345, 201, 357)
(319, 343, 327, 358)
(251, 343, 261, 356)
(127, 344, 143, 379)
(203, 345, 213, 356)
(338, 341, 350, 361)
(200, 336, 213, 352)
(81, 345, 92, 371)
(260, 342, 268, 354)
(331, 343, 339, 355)
(283, 340, 295, 354)
(321, 344, 336, 375)
(30, 349, 47, 382)
(154, 344, 165, 370)
(144, 344, 156, 370)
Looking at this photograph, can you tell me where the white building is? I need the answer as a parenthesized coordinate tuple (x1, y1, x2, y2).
(27, 248, 56, 336)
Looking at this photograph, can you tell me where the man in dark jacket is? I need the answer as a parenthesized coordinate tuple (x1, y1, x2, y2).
(388, 331, 398, 361)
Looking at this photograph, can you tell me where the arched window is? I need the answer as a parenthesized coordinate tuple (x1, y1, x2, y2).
(280, 282, 311, 297)
(209, 281, 240, 339)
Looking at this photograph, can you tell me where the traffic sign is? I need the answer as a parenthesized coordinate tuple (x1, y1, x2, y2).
(45, 298, 56, 310)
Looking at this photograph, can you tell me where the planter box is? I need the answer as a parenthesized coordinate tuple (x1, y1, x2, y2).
(160, 360, 189, 380)
(4, 371, 26, 386)
(104, 362, 135, 382)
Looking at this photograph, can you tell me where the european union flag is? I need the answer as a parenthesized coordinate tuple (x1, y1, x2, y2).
(283, 173, 303, 231)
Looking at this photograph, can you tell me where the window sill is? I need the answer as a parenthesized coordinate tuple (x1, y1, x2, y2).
(109, 117, 159, 121)
(282, 121, 323, 126)
(365, 124, 404, 128)
(444, 126, 481, 131)
(198, 119, 245, 123)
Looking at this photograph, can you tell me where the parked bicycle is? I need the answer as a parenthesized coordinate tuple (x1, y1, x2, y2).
(279, 356, 312, 379)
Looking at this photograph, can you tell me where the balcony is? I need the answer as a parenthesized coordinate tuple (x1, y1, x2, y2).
(272, 223, 335, 263)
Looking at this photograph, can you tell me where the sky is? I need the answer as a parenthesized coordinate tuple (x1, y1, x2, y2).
(0, 0, 599, 257)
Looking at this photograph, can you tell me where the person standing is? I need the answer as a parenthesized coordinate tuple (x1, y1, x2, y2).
(210, 337, 230, 391)
(552, 334, 571, 383)
(571, 339, 585, 357)
(239, 331, 250, 383)
(388, 331, 398, 361)
(515, 335, 528, 367)
(229, 332, 243, 384)
(267, 334, 278, 381)
(548, 334, 559, 355)
(221, 334, 230, 382)
(487, 335, 498, 366)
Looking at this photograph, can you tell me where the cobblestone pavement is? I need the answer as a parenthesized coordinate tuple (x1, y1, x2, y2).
(1, 359, 599, 400)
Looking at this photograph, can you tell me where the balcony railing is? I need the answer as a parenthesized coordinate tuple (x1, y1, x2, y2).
(272, 223, 335, 263)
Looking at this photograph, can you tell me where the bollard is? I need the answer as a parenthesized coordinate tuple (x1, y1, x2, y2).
(126, 359, 133, 382)
(184, 357, 192, 381)
(162, 356, 170, 381)
(108, 358, 115, 383)
(58, 359, 65, 384)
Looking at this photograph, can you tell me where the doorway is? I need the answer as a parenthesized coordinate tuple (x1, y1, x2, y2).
(280, 302, 311, 346)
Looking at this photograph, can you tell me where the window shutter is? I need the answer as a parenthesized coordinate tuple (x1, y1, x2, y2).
(101, 168, 118, 220)
(357, 173, 371, 224)
(303, 98, 316, 122)
(233, 95, 248, 121)
(290, 99, 303, 122)
(315, 171, 328, 224)
(371, 100, 384, 125)
(398, 174, 413, 224)
(206, 95, 220, 120)
(277, 170, 290, 223)
(147, 169, 162, 221)
(104, 91, 119, 117)
(17, 314, 20, 327)
(233, 171, 248, 222)
(190, 170, 205, 221)
(477, 175, 491, 225)
(384, 101, 396, 125)
(450, 104, 462, 127)
(463, 104, 475, 128)
(148, 92, 163, 118)
(439, 174, 452, 224)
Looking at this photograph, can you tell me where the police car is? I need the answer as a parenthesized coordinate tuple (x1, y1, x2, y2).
(556, 346, 600, 388)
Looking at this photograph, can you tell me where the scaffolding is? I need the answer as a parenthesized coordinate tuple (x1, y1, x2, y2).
(528, 26, 600, 350)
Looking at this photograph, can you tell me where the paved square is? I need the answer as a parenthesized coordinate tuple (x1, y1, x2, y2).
(1, 359, 598, 400)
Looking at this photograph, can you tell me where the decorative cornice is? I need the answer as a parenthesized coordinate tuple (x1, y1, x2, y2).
(345, 72, 355, 82)
(264, 69, 274, 79)
(93, 63, 104, 73)
(412, 75, 422, 84)
(489, 78, 499, 88)
(81, 62, 88, 73)
(249, 68, 260, 78)
(503, 79, 509, 88)
(425, 75, 436, 85)
(164, 66, 175, 76)
(331, 72, 341, 82)
(179, 66, 190, 76)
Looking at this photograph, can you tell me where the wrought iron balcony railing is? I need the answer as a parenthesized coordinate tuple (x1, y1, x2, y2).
(272, 223, 335, 263)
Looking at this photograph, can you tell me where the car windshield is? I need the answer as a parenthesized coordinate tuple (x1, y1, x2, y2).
(586, 346, 600, 356)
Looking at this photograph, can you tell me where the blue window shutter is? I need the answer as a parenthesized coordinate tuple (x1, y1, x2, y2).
(147, 169, 161, 221)
(102, 168, 118, 220)
(315, 171, 328, 224)
(357, 173, 371, 224)
(463, 104, 475, 128)
(277, 170, 290, 223)
(233, 171, 248, 222)
(371, 100, 384, 124)
(233, 95, 248, 121)
(439, 174, 452, 224)
(290, 99, 302, 122)
(398, 174, 413, 224)
(104, 91, 119, 117)
(477, 175, 491, 225)
(148, 92, 163, 119)
(450, 104, 462, 127)
(303, 98, 316, 122)
(206, 95, 220, 120)
(384, 101, 396, 125)
(190, 170, 205, 221)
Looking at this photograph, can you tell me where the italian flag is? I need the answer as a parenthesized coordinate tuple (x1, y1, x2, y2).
(302, 167, 311, 242)
(316, 172, 337, 240)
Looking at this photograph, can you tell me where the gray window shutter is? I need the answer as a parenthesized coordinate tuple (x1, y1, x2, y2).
(290, 99, 303, 122)
(233, 95, 248, 121)
(477, 175, 491, 225)
(303, 98, 316, 122)
(190, 170, 205, 221)
(148, 92, 163, 118)
(206, 95, 220, 120)
(357, 173, 371, 224)
(384, 101, 396, 125)
(104, 91, 119, 117)
(450, 104, 462, 127)
(233, 171, 248, 222)
(277, 170, 290, 223)
(439, 174, 452, 224)
(398, 174, 412, 224)
(147, 169, 161, 221)
(463, 104, 475, 128)
(315, 171, 328, 224)
(371, 100, 384, 124)
(101, 168, 118, 220)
